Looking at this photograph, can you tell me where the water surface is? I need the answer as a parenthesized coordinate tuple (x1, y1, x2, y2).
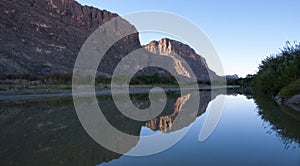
(0, 90, 299, 165)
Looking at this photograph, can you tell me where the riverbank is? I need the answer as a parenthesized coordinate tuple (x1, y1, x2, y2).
(272, 80, 300, 111)
(0, 85, 238, 102)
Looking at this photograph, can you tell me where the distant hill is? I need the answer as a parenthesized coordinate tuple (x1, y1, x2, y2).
(226, 74, 239, 80)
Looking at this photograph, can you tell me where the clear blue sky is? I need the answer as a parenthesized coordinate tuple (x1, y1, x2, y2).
(76, 0, 300, 77)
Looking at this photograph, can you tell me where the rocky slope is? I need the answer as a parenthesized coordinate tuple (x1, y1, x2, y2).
(0, 0, 140, 76)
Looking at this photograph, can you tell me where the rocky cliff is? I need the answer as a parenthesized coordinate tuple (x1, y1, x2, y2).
(0, 0, 217, 82)
(0, 0, 140, 76)
(144, 38, 218, 82)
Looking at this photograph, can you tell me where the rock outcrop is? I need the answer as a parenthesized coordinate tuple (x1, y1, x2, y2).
(275, 94, 300, 112)
(144, 38, 218, 82)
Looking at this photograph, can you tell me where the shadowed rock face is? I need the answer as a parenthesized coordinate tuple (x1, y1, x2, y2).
(0, 0, 140, 75)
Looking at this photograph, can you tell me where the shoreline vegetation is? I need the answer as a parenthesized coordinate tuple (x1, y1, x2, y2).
(227, 41, 300, 111)
(253, 42, 300, 99)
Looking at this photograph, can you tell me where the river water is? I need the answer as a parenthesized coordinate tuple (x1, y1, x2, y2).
(0, 89, 299, 166)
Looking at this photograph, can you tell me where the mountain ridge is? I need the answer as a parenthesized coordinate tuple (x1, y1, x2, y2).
(0, 0, 218, 82)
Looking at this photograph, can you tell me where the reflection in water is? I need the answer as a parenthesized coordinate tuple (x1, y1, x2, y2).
(145, 91, 212, 133)
(2, 88, 299, 166)
(146, 93, 191, 133)
(0, 90, 215, 166)
(229, 87, 300, 149)
(253, 94, 300, 149)
(0, 98, 122, 166)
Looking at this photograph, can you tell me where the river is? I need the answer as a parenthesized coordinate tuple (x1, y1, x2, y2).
(0, 89, 299, 165)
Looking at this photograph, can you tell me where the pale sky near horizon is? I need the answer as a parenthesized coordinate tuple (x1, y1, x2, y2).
(76, 0, 300, 77)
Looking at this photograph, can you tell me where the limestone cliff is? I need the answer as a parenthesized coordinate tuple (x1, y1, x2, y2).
(144, 38, 218, 82)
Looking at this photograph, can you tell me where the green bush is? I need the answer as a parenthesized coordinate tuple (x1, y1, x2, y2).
(253, 41, 300, 97)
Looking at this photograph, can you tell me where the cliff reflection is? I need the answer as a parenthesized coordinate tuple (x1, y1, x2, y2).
(145, 91, 213, 133)
(0, 90, 217, 166)
(146, 93, 191, 133)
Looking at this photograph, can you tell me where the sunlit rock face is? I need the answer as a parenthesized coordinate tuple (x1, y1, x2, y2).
(144, 38, 218, 82)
